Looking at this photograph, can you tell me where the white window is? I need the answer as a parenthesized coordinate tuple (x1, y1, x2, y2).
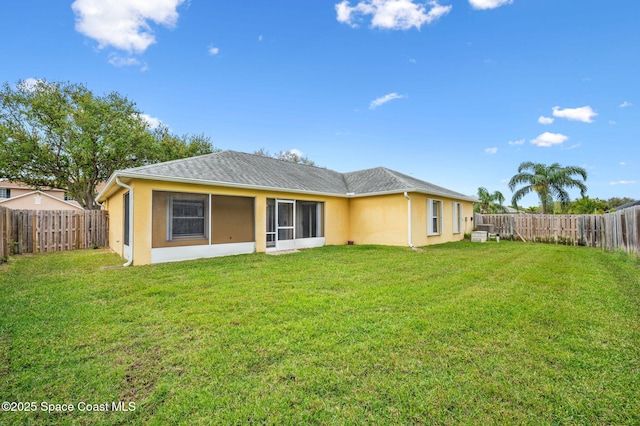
(0, 188, 10, 198)
(453, 202, 463, 234)
(167, 194, 208, 240)
(427, 199, 443, 236)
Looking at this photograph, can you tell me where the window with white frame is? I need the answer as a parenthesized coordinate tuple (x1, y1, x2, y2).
(0, 188, 10, 198)
(167, 194, 208, 240)
(452, 202, 463, 234)
(427, 199, 443, 236)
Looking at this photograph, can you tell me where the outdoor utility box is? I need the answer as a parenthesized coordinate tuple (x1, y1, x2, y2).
(477, 224, 495, 233)
(471, 231, 488, 243)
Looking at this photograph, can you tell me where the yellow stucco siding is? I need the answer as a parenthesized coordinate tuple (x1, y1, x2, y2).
(348, 193, 473, 248)
(411, 195, 474, 246)
(105, 185, 128, 259)
(104, 177, 473, 265)
(108, 178, 351, 265)
(348, 194, 408, 246)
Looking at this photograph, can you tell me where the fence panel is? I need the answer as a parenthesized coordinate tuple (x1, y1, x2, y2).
(0, 206, 11, 259)
(0, 208, 108, 259)
(478, 207, 640, 256)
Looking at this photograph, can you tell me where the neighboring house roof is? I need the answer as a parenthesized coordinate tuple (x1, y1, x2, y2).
(504, 206, 523, 214)
(0, 180, 65, 192)
(97, 150, 476, 202)
(0, 190, 84, 210)
(616, 200, 640, 210)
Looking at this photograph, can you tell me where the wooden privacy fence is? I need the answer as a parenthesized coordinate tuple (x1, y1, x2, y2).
(0, 207, 108, 259)
(476, 206, 640, 256)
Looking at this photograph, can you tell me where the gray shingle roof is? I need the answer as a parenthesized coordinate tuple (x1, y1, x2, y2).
(124, 150, 347, 194)
(113, 150, 474, 201)
(616, 200, 640, 210)
(344, 167, 472, 200)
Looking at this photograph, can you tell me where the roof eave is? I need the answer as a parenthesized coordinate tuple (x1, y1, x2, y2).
(96, 171, 478, 203)
(97, 171, 349, 200)
(350, 188, 477, 202)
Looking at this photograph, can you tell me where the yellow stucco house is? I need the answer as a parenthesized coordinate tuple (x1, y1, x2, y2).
(96, 151, 476, 265)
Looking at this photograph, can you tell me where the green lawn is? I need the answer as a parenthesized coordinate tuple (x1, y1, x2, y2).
(1, 242, 639, 425)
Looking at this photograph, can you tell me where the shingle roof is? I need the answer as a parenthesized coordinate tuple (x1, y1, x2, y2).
(616, 200, 640, 210)
(106, 150, 475, 201)
(124, 150, 347, 194)
(344, 167, 472, 200)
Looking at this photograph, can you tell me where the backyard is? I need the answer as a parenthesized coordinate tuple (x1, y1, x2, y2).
(1, 242, 639, 425)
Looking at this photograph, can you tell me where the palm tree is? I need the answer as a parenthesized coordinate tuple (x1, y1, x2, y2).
(475, 187, 508, 214)
(569, 196, 607, 214)
(508, 162, 587, 214)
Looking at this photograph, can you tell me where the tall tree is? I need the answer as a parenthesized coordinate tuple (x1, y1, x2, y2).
(607, 197, 635, 209)
(568, 196, 607, 214)
(474, 187, 508, 214)
(151, 126, 217, 163)
(0, 80, 214, 209)
(508, 162, 587, 214)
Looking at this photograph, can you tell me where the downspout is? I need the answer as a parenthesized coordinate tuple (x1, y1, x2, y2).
(116, 176, 133, 267)
(404, 192, 414, 248)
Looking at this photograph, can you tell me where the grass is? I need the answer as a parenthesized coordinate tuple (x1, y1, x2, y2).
(1, 241, 639, 425)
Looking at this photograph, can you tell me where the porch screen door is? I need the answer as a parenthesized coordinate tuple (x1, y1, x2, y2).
(276, 200, 295, 250)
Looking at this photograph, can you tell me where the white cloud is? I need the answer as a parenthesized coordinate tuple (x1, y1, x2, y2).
(538, 116, 554, 125)
(72, 0, 185, 53)
(139, 113, 163, 129)
(508, 139, 525, 145)
(485, 147, 498, 154)
(620, 162, 627, 166)
(609, 120, 617, 125)
(563, 143, 581, 150)
(335, 0, 452, 30)
(609, 180, 637, 186)
(258, 35, 263, 42)
(108, 53, 141, 67)
(208, 46, 220, 56)
(530, 132, 569, 147)
(469, 0, 513, 10)
(552, 105, 597, 123)
(369, 92, 406, 109)
(620, 101, 632, 108)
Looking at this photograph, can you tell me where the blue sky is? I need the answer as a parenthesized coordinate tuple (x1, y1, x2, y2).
(2, 0, 639, 206)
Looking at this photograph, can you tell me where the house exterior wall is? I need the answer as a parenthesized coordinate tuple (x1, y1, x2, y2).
(108, 179, 350, 265)
(0, 193, 83, 211)
(410, 194, 474, 247)
(348, 193, 474, 248)
(0, 182, 66, 200)
(348, 193, 408, 246)
(104, 178, 473, 265)
(103, 185, 128, 259)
